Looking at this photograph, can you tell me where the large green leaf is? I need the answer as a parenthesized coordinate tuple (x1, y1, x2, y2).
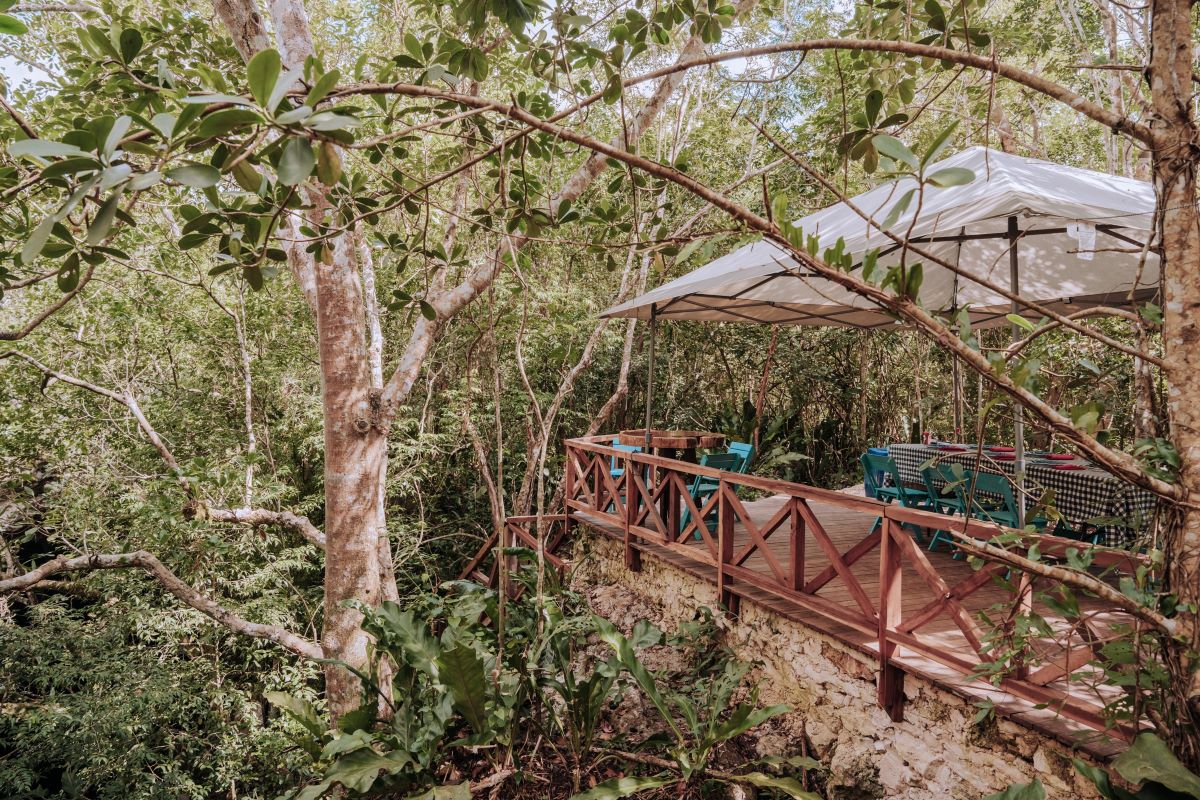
(594, 616, 682, 742)
(294, 749, 413, 799)
(926, 167, 975, 188)
(265, 691, 326, 739)
(86, 190, 123, 244)
(166, 163, 221, 188)
(278, 138, 315, 186)
(872, 134, 917, 170)
(1113, 734, 1200, 798)
(435, 643, 489, 734)
(21, 215, 58, 264)
(195, 108, 263, 140)
(9, 139, 92, 160)
(0, 12, 27, 34)
(247, 48, 282, 108)
(568, 774, 677, 800)
(736, 772, 823, 799)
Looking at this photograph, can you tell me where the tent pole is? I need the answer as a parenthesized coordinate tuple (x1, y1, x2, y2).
(951, 228, 965, 441)
(644, 305, 657, 453)
(1007, 216, 1026, 527)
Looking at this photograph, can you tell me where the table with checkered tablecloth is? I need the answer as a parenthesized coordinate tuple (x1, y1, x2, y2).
(886, 443, 1158, 547)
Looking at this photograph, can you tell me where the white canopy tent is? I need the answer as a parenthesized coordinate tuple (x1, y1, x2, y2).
(603, 147, 1158, 328)
(603, 147, 1159, 522)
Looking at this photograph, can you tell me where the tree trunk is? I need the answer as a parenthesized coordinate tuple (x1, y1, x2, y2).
(1147, 0, 1200, 762)
(313, 232, 385, 716)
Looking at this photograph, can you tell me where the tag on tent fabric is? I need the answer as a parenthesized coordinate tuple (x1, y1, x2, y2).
(1066, 222, 1096, 261)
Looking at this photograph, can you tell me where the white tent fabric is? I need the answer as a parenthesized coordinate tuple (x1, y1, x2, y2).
(602, 147, 1159, 328)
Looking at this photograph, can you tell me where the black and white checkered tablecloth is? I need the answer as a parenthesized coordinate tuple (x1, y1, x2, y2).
(886, 443, 1158, 547)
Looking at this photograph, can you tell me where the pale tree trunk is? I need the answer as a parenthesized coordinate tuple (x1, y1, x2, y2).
(1147, 0, 1200, 759)
(214, 0, 394, 717)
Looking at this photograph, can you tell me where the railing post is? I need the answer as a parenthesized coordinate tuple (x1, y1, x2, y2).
(563, 445, 576, 537)
(667, 470, 676, 544)
(717, 478, 739, 615)
(877, 517, 905, 722)
(624, 453, 641, 572)
(789, 497, 804, 592)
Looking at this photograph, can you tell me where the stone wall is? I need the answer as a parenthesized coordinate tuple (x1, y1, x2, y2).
(572, 532, 1103, 800)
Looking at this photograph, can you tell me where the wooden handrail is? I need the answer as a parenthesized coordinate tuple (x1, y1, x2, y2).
(561, 435, 1146, 739)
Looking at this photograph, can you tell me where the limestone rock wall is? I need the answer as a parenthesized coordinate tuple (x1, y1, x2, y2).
(572, 533, 1102, 800)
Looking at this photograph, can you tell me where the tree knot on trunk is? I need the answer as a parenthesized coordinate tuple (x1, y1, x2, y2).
(362, 388, 390, 435)
(182, 499, 208, 521)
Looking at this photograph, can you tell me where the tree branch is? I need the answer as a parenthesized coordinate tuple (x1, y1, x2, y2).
(0, 550, 323, 658)
(207, 507, 326, 549)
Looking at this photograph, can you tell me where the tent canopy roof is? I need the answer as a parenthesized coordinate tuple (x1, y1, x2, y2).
(602, 147, 1159, 329)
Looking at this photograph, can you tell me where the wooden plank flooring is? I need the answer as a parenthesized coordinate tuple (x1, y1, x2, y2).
(575, 492, 1128, 759)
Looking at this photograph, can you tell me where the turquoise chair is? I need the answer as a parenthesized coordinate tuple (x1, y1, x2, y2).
(921, 463, 969, 515)
(726, 441, 755, 474)
(683, 451, 743, 536)
(609, 440, 641, 480)
(861, 452, 933, 538)
(927, 470, 1046, 554)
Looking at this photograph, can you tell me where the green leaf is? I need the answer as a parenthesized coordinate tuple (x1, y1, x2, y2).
(926, 167, 975, 188)
(435, 644, 489, 734)
(86, 190, 123, 244)
(267, 66, 304, 113)
(920, 120, 959, 169)
(56, 256, 80, 291)
(882, 187, 916, 229)
(1006, 313, 1035, 332)
(103, 115, 132, 157)
(594, 617, 682, 742)
(265, 691, 326, 739)
(306, 69, 342, 106)
(21, 215, 58, 263)
(736, 772, 823, 799)
(166, 163, 221, 188)
(9, 139, 92, 160)
(118, 27, 142, 61)
(864, 89, 883, 126)
(418, 300, 437, 320)
(872, 134, 917, 170)
(983, 780, 1046, 800)
(41, 157, 100, 180)
(246, 48, 282, 107)
(317, 748, 412, 793)
(1112, 733, 1200, 798)
(278, 137, 315, 185)
(129, 170, 162, 190)
(0, 13, 27, 34)
(568, 775, 677, 800)
(195, 108, 262, 139)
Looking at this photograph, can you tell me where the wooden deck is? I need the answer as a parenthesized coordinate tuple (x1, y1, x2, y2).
(574, 491, 1129, 759)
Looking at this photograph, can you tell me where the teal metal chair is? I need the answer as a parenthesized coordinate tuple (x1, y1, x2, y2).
(927, 469, 1046, 554)
(726, 441, 755, 474)
(861, 452, 933, 538)
(609, 440, 641, 480)
(683, 451, 743, 536)
(921, 463, 969, 515)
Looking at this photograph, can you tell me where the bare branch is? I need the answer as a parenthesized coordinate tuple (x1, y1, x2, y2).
(207, 507, 326, 549)
(0, 550, 323, 659)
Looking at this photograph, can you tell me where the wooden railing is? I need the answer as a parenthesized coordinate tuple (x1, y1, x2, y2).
(460, 514, 570, 590)
(562, 434, 1147, 737)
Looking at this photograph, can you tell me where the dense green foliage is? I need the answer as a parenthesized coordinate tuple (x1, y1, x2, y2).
(0, 0, 1172, 793)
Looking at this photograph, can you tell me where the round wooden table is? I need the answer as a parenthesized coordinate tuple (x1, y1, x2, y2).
(618, 429, 726, 463)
